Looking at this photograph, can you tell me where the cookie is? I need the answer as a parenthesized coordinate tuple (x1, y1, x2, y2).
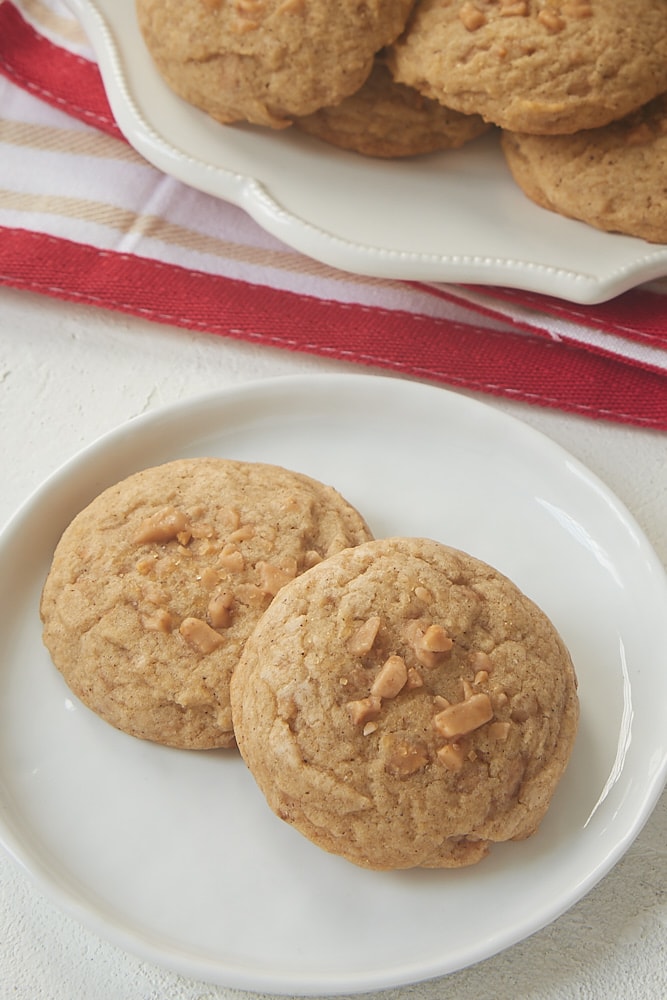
(294, 58, 490, 158)
(387, 1, 667, 135)
(501, 93, 667, 243)
(136, 0, 416, 129)
(40, 458, 373, 750)
(231, 537, 579, 870)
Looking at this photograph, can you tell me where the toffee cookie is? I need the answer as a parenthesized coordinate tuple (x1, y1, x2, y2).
(387, 1, 667, 135)
(40, 458, 373, 750)
(136, 0, 416, 129)
(501, 92, 667, 243)
(231, 537, 578, 870)
(294, 59, 490, 158)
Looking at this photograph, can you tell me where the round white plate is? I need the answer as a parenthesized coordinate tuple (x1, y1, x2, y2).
(64, 0, 667, 304)
(0, 374, 666, 995)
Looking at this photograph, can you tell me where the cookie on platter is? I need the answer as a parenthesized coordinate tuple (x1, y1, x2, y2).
(501, 92, 667, 243)
(136, 0, 416, 128)
(294, 59, 490, 158)
(387, 0, 667, 135)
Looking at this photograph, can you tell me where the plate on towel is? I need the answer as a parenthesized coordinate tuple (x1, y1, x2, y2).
(63, 0, 667, 303)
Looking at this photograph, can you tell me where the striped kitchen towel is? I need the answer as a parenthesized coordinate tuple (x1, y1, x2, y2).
(2, 0, 667, 428)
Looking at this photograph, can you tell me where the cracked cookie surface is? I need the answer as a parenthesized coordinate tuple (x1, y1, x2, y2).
(387, 0, 667, 135)
(136, 0, 416, 128)
(40, 457, 372, 750)
(231, 537, 579, 869)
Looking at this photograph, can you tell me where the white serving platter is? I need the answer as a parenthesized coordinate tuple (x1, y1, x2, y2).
(64, 0, 667, 304)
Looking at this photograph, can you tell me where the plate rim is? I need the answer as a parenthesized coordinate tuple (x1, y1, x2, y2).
(1, 372, 666, 995)
(61, 0, 667, 305)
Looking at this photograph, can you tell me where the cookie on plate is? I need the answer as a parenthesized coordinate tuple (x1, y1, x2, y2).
(231, 537, 579, 870)
(387, 1, 667, 135)
(501, 92, 667, 243)
(40, 458, 373, 750)
(136, 0, 416, 129)
(294, 58, 490, 158)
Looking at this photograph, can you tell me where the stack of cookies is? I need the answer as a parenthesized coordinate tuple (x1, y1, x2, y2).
(135, 0, 491, 157)
(388, 0, 667, 242)
(41, 457, 579, 870)
(135, 0, 667, 242)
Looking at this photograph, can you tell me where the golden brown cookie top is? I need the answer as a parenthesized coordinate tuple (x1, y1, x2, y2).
(40, 458, 373, 750)
(388, 0, 667, 134)
(231, 537, 579, 870)
(136, 0, 416, 128)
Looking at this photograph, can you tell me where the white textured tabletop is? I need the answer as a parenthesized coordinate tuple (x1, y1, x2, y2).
(1, 286, 665, 1000)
